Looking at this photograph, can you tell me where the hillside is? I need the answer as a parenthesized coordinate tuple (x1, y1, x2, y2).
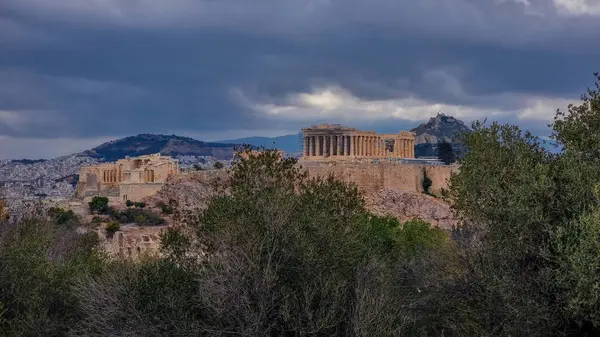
(411, 113, 471, 157)
(216, 133, 302, 154)
(82, 134, 238, 161)
(0, 134, 242, 213)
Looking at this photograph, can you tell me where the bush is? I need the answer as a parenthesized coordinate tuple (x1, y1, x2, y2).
(160, 204, 174, 215)
(0, 217, 105, 336)
(89, 196, 109, 214)
(105, 221, 120, 234)
(134, 214, 147, 225)
(134, 202, 145, 208)
(213, 161, 224, 169)
(125, 200, 134, 207)
(47, 207, 78, 226)
(156, 149, 448, 335)
(91, 216, 102, 223)
(113, 208, 165, 226)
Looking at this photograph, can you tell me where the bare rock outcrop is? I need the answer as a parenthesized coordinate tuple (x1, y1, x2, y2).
(143, 170, 229, 212)
(364, 189, 457, 230)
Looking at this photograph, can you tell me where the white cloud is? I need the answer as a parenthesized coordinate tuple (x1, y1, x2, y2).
(234, 85, 575, 125)
(518, 97, 574, 120)
(0, 110, 27, 128)
(553, 0, 600, 16)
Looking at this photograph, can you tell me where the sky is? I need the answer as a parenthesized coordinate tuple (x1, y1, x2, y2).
(1, 0, 599, 159)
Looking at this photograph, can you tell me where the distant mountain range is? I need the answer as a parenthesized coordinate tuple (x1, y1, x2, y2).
(81, 134, 238, 161)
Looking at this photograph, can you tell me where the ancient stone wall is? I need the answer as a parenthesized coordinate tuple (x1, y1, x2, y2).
(95, 225, 165, 260)
(119, 183, 164, 203)
(300, 161, 457, 195)
(76, 164, 119, 197)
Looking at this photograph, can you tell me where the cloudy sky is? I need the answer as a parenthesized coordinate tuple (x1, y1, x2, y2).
(1, 0, 599, 159)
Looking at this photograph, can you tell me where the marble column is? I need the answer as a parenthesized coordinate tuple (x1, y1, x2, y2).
(329, 135, 334, 157)
(349, 135, 354, 156)
(358, 136, 361, 156)
(370, 137, 374, 156)
(359, 136, 365, 157)
(304, 136, 308, 157)
(316, 136, 321, 156)
(348, 135, 352, 156)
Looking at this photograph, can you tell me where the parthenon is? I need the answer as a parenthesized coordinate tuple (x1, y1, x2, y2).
(302, 123, 415, 159)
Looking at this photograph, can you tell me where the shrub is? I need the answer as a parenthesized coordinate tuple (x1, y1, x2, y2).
(105, 222, 120, 234)
(91, 216, 102, 223)
(0, 216, 105, 336)
(89, 196, 109, 214)
(47, 207, 77, 226)
(213, 161, 224, 169)
(113, 208, 165, 226)
(134, 214, 147, 225)
(160, 204, 174, 215)
(125, 200, 134, 207)
(134, 202, 145, 208)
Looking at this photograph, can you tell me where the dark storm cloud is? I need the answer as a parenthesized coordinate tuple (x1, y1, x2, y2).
(0, 0, 599, 158)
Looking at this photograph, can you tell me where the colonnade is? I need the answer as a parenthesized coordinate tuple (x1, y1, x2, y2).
(103, 169, 118, 183)
(144, 169, 155, 183)
(303, 134, 415, 158)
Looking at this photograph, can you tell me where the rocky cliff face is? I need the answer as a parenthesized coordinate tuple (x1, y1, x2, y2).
(411, 113, 471, 157)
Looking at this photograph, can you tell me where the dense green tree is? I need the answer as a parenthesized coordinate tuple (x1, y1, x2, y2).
(73, 149, 450, 336)
(0, 216, 105, 336)
(88, 196, 109, 214)
(442, 72, 600, 336)
(437, 141, 456, 164)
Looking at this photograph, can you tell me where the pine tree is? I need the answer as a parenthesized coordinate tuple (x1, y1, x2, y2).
(437, 141, 456, 164)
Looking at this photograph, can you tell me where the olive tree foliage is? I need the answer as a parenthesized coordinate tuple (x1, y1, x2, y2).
(73, 148, 451, 337)
(0, 214, 105, 337)
(185, 149, 423, 336)
(445, 73, 600, 336)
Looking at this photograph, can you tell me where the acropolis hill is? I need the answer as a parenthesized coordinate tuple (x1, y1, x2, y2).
(73, 124, 454, 207)
(63, 123, 458, 259)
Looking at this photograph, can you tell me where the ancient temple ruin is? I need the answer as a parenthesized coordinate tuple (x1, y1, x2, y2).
(301, 123, 415, 160)
(75, 153, 180, 202)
